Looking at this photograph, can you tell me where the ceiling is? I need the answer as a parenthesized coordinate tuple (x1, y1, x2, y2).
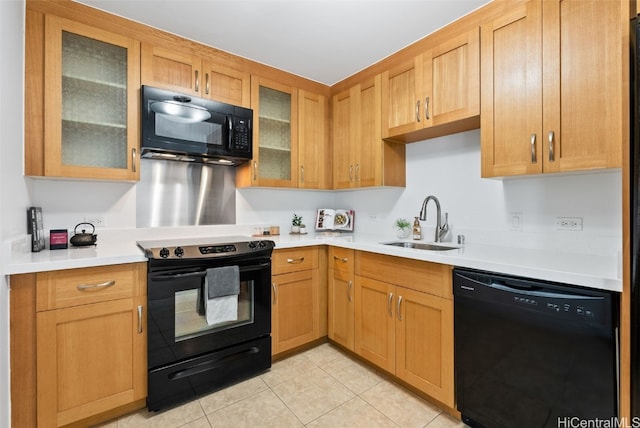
(74, 0, 491, 86)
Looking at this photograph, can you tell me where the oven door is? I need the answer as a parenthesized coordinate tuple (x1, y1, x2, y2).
(147, 257, 271, 370)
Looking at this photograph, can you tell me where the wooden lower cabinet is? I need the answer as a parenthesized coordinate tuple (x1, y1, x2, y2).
(10, 262, 147, 428)
(395, 287, 453, 405)
(353, 252, 454, 408)
(354, 276, 395, 373)
(37, 296, 147, 427)
(328, 269, 355, 351)
(271, 247, 322, 355)
(328, 247, 355, 350)
(271, 269, 320, 354)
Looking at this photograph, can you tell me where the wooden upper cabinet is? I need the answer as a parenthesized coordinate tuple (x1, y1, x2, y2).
(202, 60, 251, 107)
(381, 27, 480, 143)
(141, 44, 250, 107)
(238, 76, 330, 189)
(541, 0, 625, 173)
(482, 0, 627, 177)
(481, 1, 543, 177)
(32, 15, 140, 180)
(237, 76, 298, 188)
(332, 86, 356, 189)
(333, 75, 405, 189)
(141, 44, 202, 95)
(298, 89, 329, 189)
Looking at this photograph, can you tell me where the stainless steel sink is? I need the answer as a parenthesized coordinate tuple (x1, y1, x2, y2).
(381, 241, 459, 251)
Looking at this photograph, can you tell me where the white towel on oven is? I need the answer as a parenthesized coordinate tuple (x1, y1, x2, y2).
(205, 266, 239, 325)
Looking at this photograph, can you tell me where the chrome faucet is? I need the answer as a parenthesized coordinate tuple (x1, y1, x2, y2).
(419, 195, 449, 242)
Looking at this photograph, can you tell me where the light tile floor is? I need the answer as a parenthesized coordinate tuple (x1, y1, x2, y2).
(97, 343, 469, 428)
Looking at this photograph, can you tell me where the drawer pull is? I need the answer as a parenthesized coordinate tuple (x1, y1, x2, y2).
(333, 256, 349, 263)
(286, 257, 305, 264)
(77, 280, 116, 291)
(137, 305, 143, 334)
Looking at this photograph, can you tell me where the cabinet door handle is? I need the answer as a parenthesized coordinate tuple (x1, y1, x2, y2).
(253, 161, 258, 181)
(77, 280, 116, 291)
(548, 131, 555, 162)
(205, 72, 210, 95)
(355, 164, 359, 181)
(131, 148, 137, 173)
(397, 295, 403, 321)
(388, 292, 394, 317)
(425, 97, 430, 120)
(530, 134, 537, 164)
(333, 256, 349, 263)
(347, 280, 353, 302)
(349, 165, 354, 182)
(194, 70, 200, 92)
(272, 283, 277, 305)
(286, 257, 305, 264)
(137, 305, 143, 334)
(300, 165, 305, 184)
(416, 100, 421, 122)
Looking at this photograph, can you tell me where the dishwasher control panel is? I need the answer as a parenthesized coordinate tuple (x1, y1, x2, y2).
(454, 268, 614, 329)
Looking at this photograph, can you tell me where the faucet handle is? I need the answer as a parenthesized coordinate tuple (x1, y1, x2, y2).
(439, 213, 449, 241)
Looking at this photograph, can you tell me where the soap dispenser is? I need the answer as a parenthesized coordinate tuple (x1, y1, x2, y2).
(412, 217, 422, 240)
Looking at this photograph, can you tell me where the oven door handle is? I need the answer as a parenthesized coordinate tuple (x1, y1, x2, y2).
(168, 347, 260, 380)
(150, 262, 271, 280)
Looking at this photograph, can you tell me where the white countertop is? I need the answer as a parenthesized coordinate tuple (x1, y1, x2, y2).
(3, 227, 622, 293)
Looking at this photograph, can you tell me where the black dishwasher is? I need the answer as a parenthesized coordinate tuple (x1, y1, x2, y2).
(453, 268, 618, 428)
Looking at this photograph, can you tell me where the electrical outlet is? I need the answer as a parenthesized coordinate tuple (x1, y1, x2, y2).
(556, 217, 582, 231)
(85, 216, 105, 227)
(368, 213, 378, 222)
(510, 213, 523, 231)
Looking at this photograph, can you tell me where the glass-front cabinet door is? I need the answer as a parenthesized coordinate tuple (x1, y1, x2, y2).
(44, 16, 140, 180)
(239, 76, 298, 187)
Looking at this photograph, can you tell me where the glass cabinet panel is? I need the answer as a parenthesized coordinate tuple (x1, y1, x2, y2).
(42, 16, 140, 180)
(61, 31, 128, 169)
(258, 86, 292, 181)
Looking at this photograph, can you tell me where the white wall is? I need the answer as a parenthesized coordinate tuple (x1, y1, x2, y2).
(335, 129, 622, 254)
(1, 1, 28, 426)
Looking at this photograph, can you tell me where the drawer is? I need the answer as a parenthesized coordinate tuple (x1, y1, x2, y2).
(36, 263, 146, 311)
(272, 247, 318, 275)
(356, 251, 452, 299)
(328, 247, 354, 274)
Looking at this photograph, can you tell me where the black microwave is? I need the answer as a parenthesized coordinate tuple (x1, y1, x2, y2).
(141, 85, 253, 165)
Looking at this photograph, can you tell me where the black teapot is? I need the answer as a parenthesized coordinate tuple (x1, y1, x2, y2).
(70, 222, 98, 247)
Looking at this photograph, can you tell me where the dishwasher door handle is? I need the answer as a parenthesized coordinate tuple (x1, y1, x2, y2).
(455, 273, 602, 301)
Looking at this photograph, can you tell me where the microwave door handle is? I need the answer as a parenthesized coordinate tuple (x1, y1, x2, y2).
(228, 116, 233, 151)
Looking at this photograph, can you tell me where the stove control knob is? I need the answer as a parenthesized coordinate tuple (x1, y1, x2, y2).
(248, 241, 257, 249)
(258, 240, 267, 248)
(174, 247, 184, 258)
(159, 248, 170, 259)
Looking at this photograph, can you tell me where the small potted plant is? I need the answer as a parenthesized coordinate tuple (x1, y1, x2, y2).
(395, 218, 411, 239)
(291, 213, 303, 233)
